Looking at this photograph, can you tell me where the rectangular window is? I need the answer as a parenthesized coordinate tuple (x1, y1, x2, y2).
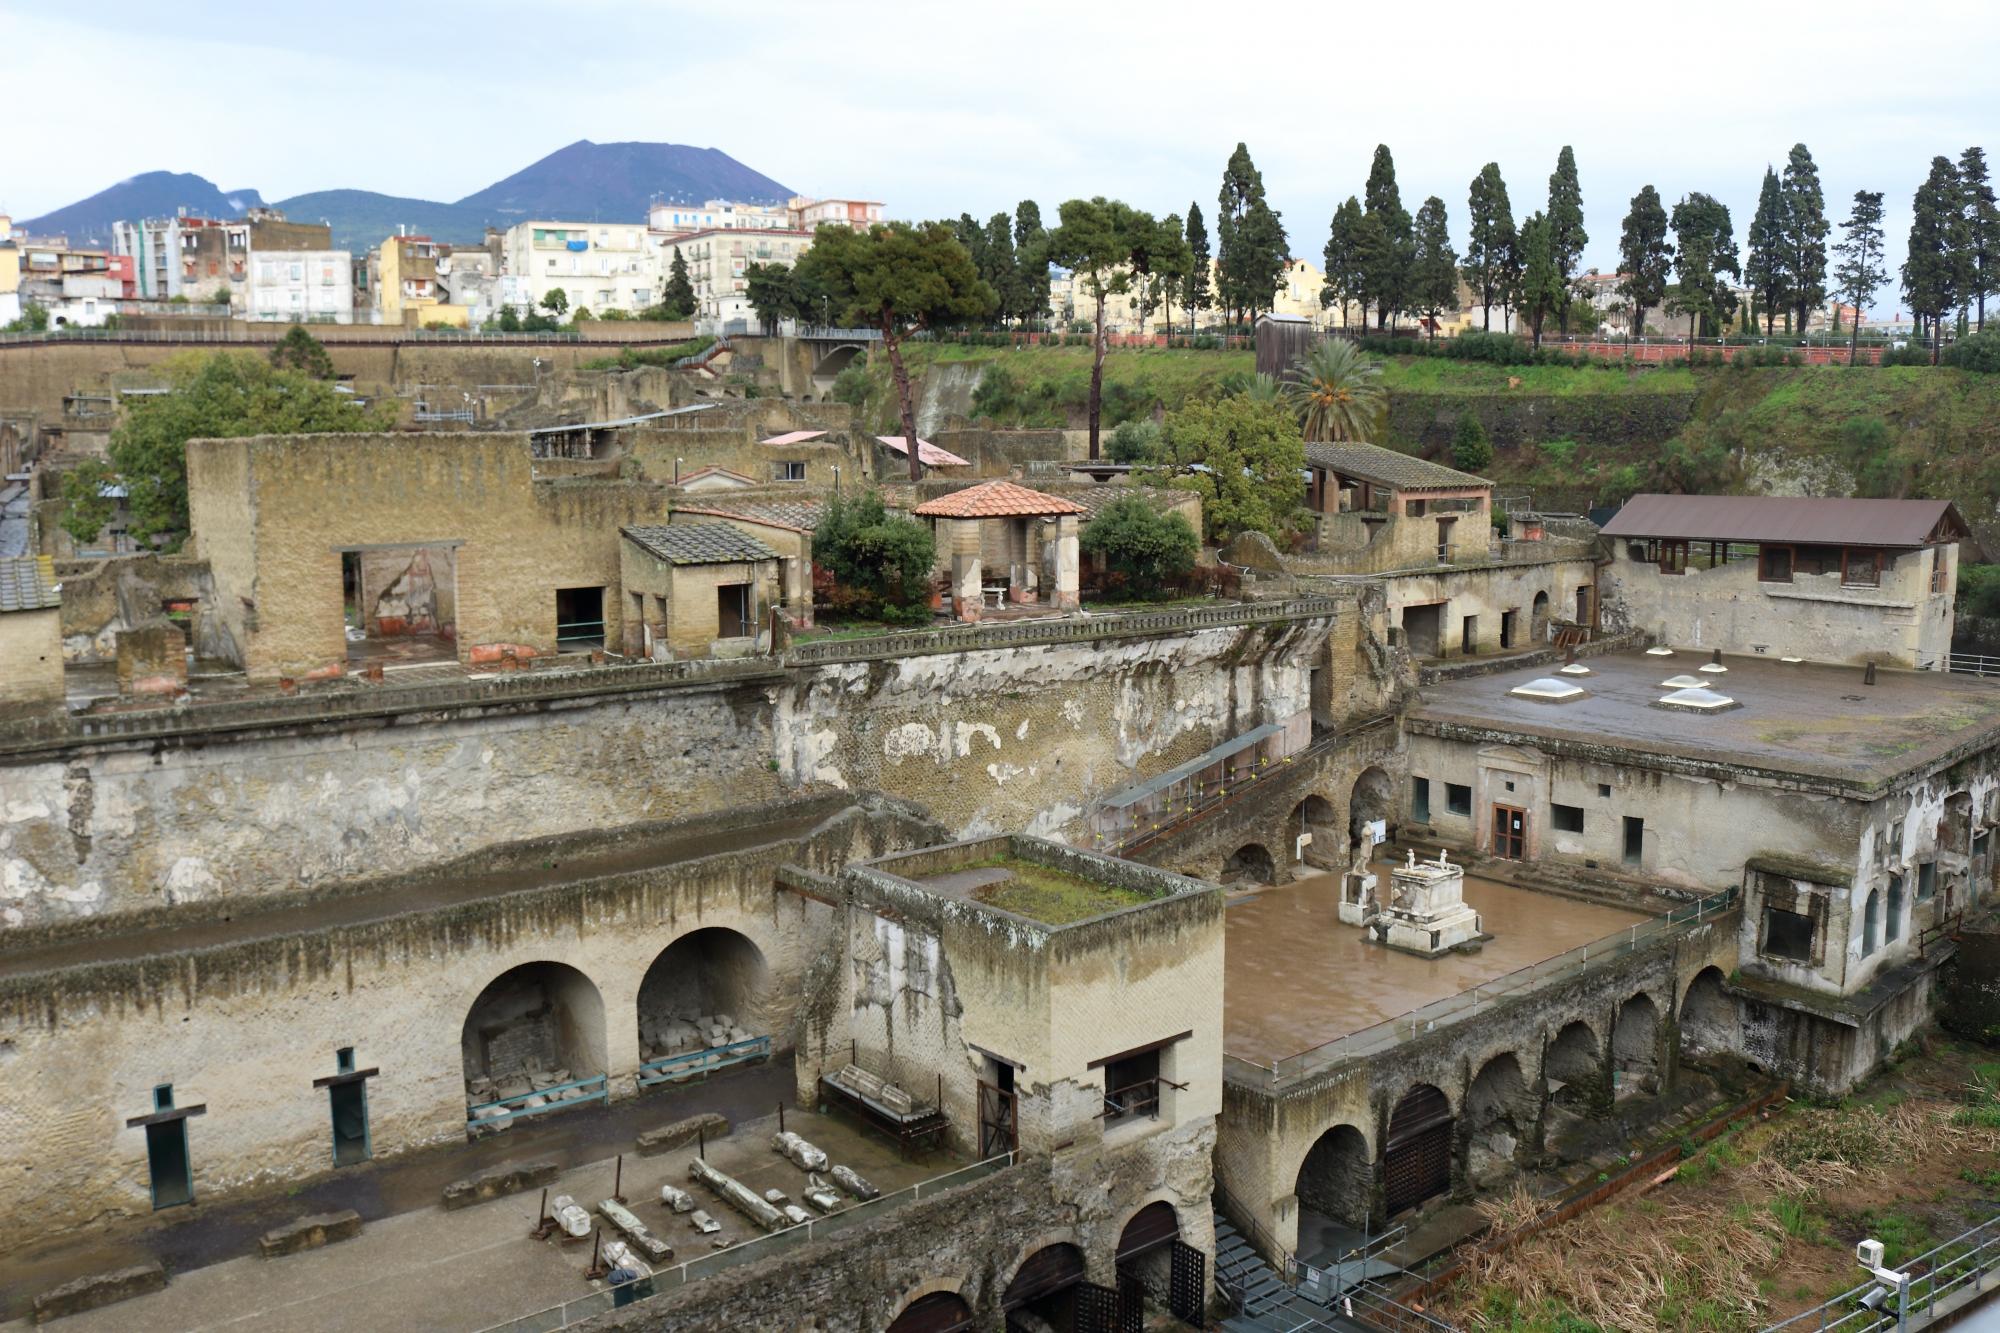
(1918, 860, 1937, 901)
(1842, 548, 1881, 587)
(1101, 1048, 1161, 1127)
(774, 461, 806, 482)
(1761, 906, 1816, 962)
(1759, 545, 1794, 583)
(1460, 615, 1477, 654)
(1597, 783, 1612, 798)
(1445, 783, 1472, 817)
(1623, 816, 1644, 866)
(1552, 803, 1585, 833)
(1932, 558, 1949, 595)
(1411, 777, 1431, 823)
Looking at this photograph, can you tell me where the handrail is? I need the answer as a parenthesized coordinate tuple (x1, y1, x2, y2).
(1227, 886, 1740, 1090)
(1916, 651, 2000, 678)
(1760, 1211, 2000, 1331)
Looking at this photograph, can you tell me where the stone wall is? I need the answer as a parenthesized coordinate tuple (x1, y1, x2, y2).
(1386, 390, 1697, 454)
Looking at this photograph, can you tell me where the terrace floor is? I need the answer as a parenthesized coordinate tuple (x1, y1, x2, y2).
(1222, 862, 1648, 1068)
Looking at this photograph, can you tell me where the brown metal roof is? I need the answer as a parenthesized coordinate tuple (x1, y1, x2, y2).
(1303, 441, 1489, 492)
(1599, 494, 1968, 548)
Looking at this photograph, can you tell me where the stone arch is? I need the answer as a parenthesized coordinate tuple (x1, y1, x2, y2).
(1348, 765, 1395, 857)
(1295, 1122, 1372, 1234)
(1544, 1019, 1602, 1107)
(1612, 993, 1661, 1096)
(1114, 1199, 1183, 1309)
(460, 961, 607, 1113)
(810, 343, 867, 391)
(1679, 966, 1737, 1060)
(1464, 1052, 1532, 1185)
(1000, 1233, 1086, 1324)
(885, 1286, 975, 1333)
(1531, 589, 1551, 642)
(636, 927, 771, 1063)
(1862, 888, 1881, 955)
(1384, 1083, 1454, 1217)
(1222, 843, 1276, 886)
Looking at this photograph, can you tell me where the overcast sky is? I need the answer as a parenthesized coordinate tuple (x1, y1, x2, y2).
(4, 0, 1995, 316)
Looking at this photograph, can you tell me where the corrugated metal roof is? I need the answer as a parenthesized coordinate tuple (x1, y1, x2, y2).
(622, 523, 779, 565)
(875, 436, 971, 467)
(758, 429, 830, 446)
(0, 555, 61, 613)
(1598, 494, 1967, 548)
(1304, 441, 1489, 491)
(913, 480, 1088, 519)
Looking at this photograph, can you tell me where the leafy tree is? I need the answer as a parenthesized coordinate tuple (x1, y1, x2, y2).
(743, 262, 802, 334)
(1410, 196, 1457, 339)
(1833, 190, 1888, 363)
(1781, 144, 1830, 336)
(1546, 146, 1587, 333)
(58, 457, 121, 548)
(65, 353, 392, 549)
(1513, 212, 1563, 347)
(1183, 202, 1212, 330)
(1904, 156, 1970, 363)
(270, 324, 335, 379)
(494, 305, 522, 332)
(541, 287, 569, 318)
(1744, 167, 1790, 335)
(1287, 338, 1385, 442)
(793, 221, 994, 478)
(1462, 163, 1517, 332)
(1451, 410, 1492, 473)
(1080, 495, 1198, 594)
(1960, 147, 1999, 331)
(1141, 212, 1193, 336)
(1048, 197, 1159, 460)
(1322, 197, 1366, 328)
(1616, 185, 1672, 339)
(1108, 418, 1163, 463)
(1362, 145, 1414, 330)
(1667, 192, 1740, 342)
(1150, 393, 1305, 541)
(3, 302, 49, 334)
(663, 248, 696, 319)
(1013, 201, 1051, 326)
(1215, 143, 1288, 325)
(813, 489, 936, 620)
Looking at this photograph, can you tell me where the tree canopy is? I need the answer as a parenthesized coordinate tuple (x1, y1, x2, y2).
(1183, 202, 1212, 327)
(1616, 185, 1672, 338)
(1744, 168, 1789, 335)
(1513, 212, 1563, 347)
(1361, 144, 1415, 330)
(1215, 143, 1289, 325)
(1410, 196, 1458, 338)
(1150, 393, 1305, 541)
(1080, 495, 1198, 596)
(1322, 196, 1366, 329)
(1667, 192, 1740, 341)
(1903, 156, 1970, 362)
(1546, 146, 1587, 333)
(1833, 190, 1888, 360)
(64, 353, 393, 550)
(1287, 338, 1386, 443)
(1960, 147, 1999, 331)
(1049, 197, 1163, 459)
(1781, 144, 1830, 336)
(812, 489, 937, 623)
(1461, 163, 1517, 332)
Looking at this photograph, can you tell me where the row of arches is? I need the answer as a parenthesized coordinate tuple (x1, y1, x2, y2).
(883, 1200, 1197, 1331)
(459, 928, 771, 1112)
(1290, 967, 1734, 1243)
(1219, 764, 1397, 887)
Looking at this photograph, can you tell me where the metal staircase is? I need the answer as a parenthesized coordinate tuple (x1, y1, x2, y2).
(1215, 1212, 1367, 1332)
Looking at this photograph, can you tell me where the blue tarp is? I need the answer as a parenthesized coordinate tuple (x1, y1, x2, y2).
(566, 240, 588, 251)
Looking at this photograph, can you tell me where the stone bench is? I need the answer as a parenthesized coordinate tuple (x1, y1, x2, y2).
(442, 1158, 560, 1211)
(33, 1261, 167, 1323)
(259, 1209, 363, 1257)
(636, 1112, 729, 1157)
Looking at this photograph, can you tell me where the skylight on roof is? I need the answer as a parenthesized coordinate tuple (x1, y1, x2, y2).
(1660, 674, 1707, 689)
(1646, 646, 1675, 656)
(1654, 686, 1740, 714)
(1509, 677, 1587, 703)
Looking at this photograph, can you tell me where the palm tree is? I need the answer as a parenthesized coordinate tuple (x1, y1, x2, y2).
(1286, 339, 1387, 442)
(1243, 372, 1285, 404)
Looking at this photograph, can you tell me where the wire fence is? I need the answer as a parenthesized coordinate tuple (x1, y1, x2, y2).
(473, 1153, 1015, 1333)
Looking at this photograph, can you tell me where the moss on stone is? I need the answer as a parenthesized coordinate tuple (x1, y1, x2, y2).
(962, 857, 1155, 925)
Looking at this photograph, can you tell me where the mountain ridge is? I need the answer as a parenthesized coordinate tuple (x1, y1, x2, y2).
(17, 142, 793, 251)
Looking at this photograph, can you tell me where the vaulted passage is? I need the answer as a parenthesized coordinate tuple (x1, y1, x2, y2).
(1384, 1083, 1453, 1217)
(886, 1290, 975, 1333)
(1003, 1242, 1087, 1325)
(1295, 1122, 1372, 1260)
(1465, 1052, 1531, 1186)
(636, 928, 770, 1063)
(1679, 967, 1738, 1060)
(460, 962, 606, 1120)
(1612, 993, 1660, 1098)
(1223, 843, 1275, 886)
(1545, 1020, 1602, 1108)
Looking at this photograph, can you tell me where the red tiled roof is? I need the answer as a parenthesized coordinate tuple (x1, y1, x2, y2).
(913, 480, 1088, 519)
(875, 436, 971, 467)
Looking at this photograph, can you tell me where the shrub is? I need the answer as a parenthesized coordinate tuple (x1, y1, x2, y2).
(813, 489, 936, 617)
(1081, 496, 1198, 594)
(1881, 342, 1933, 367)
(1959, 563, 2000, 618)
(1451, 410, 1493, 472)
(1945, 330, 2000, 373)
(829, 362, 871, 407)
(1108, 419, 1162, 464)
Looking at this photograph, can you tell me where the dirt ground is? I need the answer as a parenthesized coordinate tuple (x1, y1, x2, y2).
(1432, 1035, 2000, 1332)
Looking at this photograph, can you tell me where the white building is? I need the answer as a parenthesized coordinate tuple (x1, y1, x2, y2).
(646, 199, 790, 236)
(439, 249, 500, 325)
(667, 228, 814, 325)
(246, 251, 354, 323)
(789, 196, 883, 231)
(500, 221, 653, 315)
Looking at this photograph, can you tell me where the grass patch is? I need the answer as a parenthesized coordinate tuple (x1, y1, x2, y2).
(958, 857, 1154, 925)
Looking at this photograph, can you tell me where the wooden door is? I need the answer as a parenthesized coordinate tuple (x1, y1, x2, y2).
(1493, 804, 1527, 860)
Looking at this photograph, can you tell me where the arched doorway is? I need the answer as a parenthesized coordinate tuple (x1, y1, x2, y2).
(1544, 1020, 1601, 1108)
(637, 928, 770, 1071)
(1002, 1242, 1086, 1328)
(1295, 1123, 1371, 1260)
(1679, 967, 1737, 1060)
(1862, 889, 1881, 955)
(886, 1290, 975, 1333)
(1292, 795, 1338, 870)
(1384, 1084, 1453, 1217)
(1531, 590, 1551, 642)
(1348, 766, 1394, 859)
(1116, 1201, 1202, 1324)
(461, 962, 606, 1127)
(1222, 843, 1275, 886)
(1465, 1053, 1531, 1185)
(1612, 994, 1660, 1097)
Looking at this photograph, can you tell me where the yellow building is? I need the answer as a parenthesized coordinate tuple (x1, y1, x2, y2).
(374, 234, 464, 327)
(1059, 256, 1334, 333)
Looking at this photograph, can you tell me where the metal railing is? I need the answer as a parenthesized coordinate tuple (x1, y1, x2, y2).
(466, 1074, 608, 1128)
(636, 1036, 770, 1088)
(793, 326, 881, 341)
(783, 595, 1348, 666)
(1225, 887, 1739, 1091)
(1762, 1213, 2000, 1331)
(1917, 651, 2000, 678)
(473, 1152, 1015, 1333)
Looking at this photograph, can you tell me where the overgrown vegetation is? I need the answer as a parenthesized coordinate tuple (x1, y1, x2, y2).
(811, 489, 936, 624)
(269, 323, 335, 379)
(962, 857, 1154, 924)
(1079, 495, 1197, 595)
(1147, 393, 1306, 541)
(578, 336, 715, 371)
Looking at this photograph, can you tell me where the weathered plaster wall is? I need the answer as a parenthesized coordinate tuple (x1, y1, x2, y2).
(1379, 556, 1599, 659)
(777, 618, 1333, 842)
(1601, 542, 1956, 668)
(0, 682, 781, 927)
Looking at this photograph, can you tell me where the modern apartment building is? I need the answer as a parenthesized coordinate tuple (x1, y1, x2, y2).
(788, 195, 883, 230)
(667, 227, 814, 323)
(246, 251, 353, 323)
(500, 221, 654, 315)
(646, 199, 790, 236)
(111, 209, 334, 309)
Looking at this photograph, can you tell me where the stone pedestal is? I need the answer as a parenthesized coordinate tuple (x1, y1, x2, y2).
(1374, 850, 1482, 956)
(1338, 867, 1378, 926)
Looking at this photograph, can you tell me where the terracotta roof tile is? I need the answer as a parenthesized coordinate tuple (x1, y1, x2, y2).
(913, 480, 1089, 519)
(622, 524, 779, 564)
(0, 555, 61, 613)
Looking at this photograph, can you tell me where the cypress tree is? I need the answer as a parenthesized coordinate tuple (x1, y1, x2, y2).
(1546, 146, 1587, 334)
(983, 213, 1018, 327)
(1960, 147, 1998, 331)
(1411, 196, 1458, 340)
(1184, 202, 1212, 329)
(1668, 193, 1740, 343)
(1322, 197, 1365, 329)
(1903, 156, 1970, 364)
(1514, 212, 1562, 347)
(1013, 200, 1049, 327)
(1781, 144, 1830, 336)
(1363, 144, 1414, 330)
(1217, 143, 1290, 325)
(1833, 190, 1887, 363)
(1461, 163, 1516, 332)
(1616, 185, 1672, 340)
(1744, 167, 1788, 336)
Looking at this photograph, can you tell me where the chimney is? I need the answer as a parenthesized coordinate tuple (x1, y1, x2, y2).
(1711, 647, 1723, 666)
(1864, 662, 1878, 686)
